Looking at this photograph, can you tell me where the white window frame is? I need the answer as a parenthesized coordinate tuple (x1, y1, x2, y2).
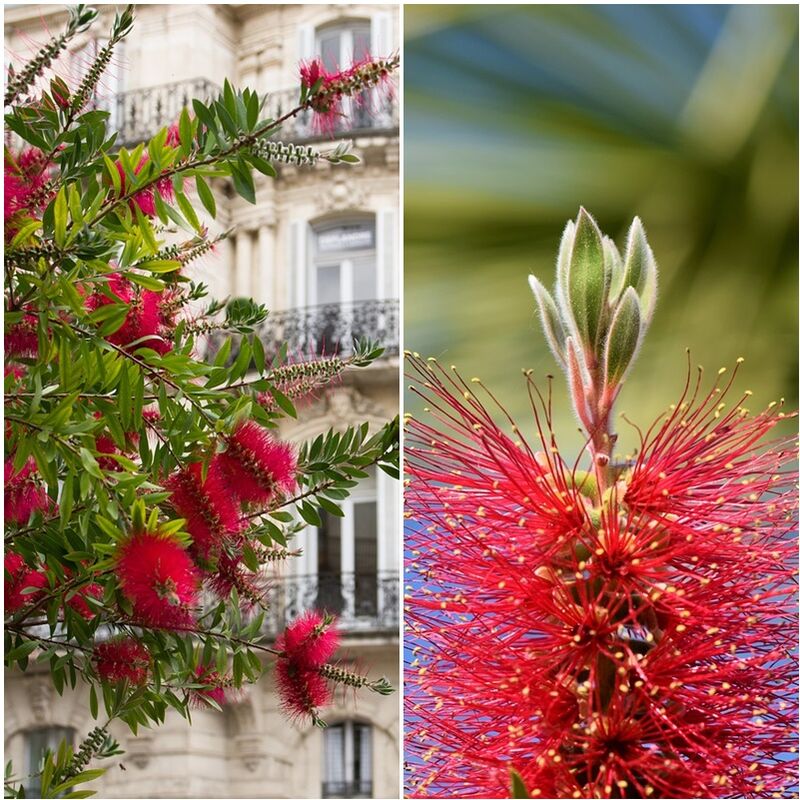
(323, 720, 373, 799)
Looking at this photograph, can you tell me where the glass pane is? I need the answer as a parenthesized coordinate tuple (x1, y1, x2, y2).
(353, 28, 371, 62)
(319, 31, 341, 71)
(317, 511, 343, 615)
(352, 258, 377, 302)
(26, 728, 74, 798)
(323, 724, 346, 783)
(316, 264, 341, 305)
(354, 501, 377, 615)
(354, 724, 373, 795)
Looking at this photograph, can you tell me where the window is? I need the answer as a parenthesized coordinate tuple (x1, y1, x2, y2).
(24, 727, 75, 798)
(315, 21, 373, 131)
(323, 721, 373, 798)
(316, 469, 378, 621)
(309, 219, 377, 356)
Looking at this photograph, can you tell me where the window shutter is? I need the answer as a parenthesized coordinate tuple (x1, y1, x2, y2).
(288, 220, 307, 308)
(298, 23, 315, 62)
(370, 12, 393, 56)
(376, 209, 397, 299)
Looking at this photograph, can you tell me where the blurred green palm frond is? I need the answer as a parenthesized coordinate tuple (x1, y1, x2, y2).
(404, 4, 798, 453)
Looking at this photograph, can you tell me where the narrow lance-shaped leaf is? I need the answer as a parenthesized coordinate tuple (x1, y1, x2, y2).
(615, 216, 658, 325)
(603, 285, 642, 388)
(528, 274, 567, 369)
(564, 208, 608, 351)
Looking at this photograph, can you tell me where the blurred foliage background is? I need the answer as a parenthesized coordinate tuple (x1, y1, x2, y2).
(404, 4, 798, 458)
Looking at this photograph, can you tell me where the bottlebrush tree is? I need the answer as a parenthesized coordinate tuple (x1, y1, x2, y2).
(4, 5, 398, 797)
(405, 208, 797, 799)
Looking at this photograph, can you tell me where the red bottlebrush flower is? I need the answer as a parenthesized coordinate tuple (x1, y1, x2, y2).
(188, 665, 228, 709)
(4, 552, 48, 613)
(114, 155, 174, 217)
(85, 273, 172, 354)
(5, 312, 39, 357)
(403, 355, 797, 799)
(204, 551, 265, 607)
(115, 529, 199, 629)
(275, 657, 332, 721)
(4, 148, 52, 230)
(278, 611, 340, 669)
(213, 422, 297, 507)
(299, 54, 396, 136)
(94, 638, 150, 684)
(4, 458, 53, 525)
(274, 612, 341, 722)
(66, 582, 103, 619)
(166, 462, 242, 563)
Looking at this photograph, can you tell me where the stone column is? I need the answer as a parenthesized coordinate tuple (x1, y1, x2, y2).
(234, 228, 253, 298)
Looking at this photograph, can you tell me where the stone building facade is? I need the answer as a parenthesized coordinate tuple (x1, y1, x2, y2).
(3, 4, 400, 798)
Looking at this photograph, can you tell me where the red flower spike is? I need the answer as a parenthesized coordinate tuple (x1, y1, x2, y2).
(94, 638, 150, 684)
(275, 658, 332, 721)
(4, 458, 53, 525)
(278, 611, 340, 669)
(115, 529, 199, 629)
(114, 155, 174, 218)
(204, 551, 265, 608)
(166, 462, 242, 563)
(403, 355, 797, 799)
(188, 665, 228, 709)
(66, 582, 103, 619)
(5, 312, 39, 358)
(214, 422, 297, 507)
(85, 272, 172, 354)
(4, 552, 48, 614)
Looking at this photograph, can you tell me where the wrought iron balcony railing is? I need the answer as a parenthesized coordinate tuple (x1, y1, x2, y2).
(262, 571, 399, 638)
(323, 780, 373, 799)
(103, 80, 397, 148)
(254, 299, 399, 362)
(265, 87, 398, 143)
(105, 78, 220, 149)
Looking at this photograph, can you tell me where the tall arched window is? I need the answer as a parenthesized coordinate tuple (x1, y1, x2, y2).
(323, 720, 373, 798)
(314, 21, 372, 131)
(24, 726, 75, 798)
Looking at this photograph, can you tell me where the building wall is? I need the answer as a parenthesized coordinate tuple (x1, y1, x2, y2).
(4, 4, 400, 798)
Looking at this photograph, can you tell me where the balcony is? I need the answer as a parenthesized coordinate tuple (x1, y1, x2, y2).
(262, 571, 399, 638)
(104, 79, 397, 149)
(106, 78, 220, 150)
(255, 299, 399, 362)
(265, 87, 398, 143)
(323, 781, 373, 799)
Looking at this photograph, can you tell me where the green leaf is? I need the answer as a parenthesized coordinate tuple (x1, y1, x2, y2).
(603, 286, 642, 387)
(528, 275, 566, 369)
(230, 161, 256, 205)
(53, 187, 68, 247)
(178, 106, 193, 158)
(175, 189, 202, 232)
(565, 207, 608, 349)
(510, 769, 529, 799)
(194, 175, 216, 218)
(141, 259, 181, 273)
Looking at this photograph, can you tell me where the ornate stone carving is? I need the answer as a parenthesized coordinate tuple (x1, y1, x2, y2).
(27, 678, 55, 725)
(314, 171, 367, 215)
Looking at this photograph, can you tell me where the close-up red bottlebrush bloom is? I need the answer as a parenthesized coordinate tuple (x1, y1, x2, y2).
(214, 421, 298, 507)
(94, 638, 151, 685)
(166, 461, 242, 564)
(114, 528, 200, 629)
(404, 209, 798, 799)
(280, 610, 341, 668)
